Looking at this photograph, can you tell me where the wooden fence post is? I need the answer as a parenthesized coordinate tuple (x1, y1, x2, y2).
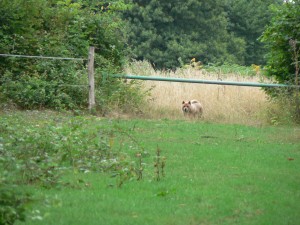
(88, 46, 95, 112)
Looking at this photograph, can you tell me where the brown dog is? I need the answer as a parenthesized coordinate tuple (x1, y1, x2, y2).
(182, 100, 203, 118)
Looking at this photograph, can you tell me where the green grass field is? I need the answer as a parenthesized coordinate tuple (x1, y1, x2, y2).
(1, 112, 299, 225)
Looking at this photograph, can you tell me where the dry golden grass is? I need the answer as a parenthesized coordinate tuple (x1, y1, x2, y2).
(124, 61, 286, 125)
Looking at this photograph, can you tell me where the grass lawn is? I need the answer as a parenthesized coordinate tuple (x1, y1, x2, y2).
(2, 112, 299, 225)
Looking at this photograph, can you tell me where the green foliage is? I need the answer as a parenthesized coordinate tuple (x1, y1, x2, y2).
(0, 66, 87, 109)
(97, 71, 150, 115)
(0, 183, 31, 225)
(123, 0, 245, 69)
(226, 0, 282, 65)
(0, 0, 144, 112)
(260, 1, 300, 121)
(0, 133, 32, 225)
(123, 0, 279, 69)
(0, 111, 157, 222)
(261, 1, 300, 84)
(0, 111, 153, 187)
(1, 113, 115, 186)
(203, 63, 258, 76)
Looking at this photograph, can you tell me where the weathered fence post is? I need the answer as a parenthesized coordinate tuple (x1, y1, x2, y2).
(88, 46, 95, 112)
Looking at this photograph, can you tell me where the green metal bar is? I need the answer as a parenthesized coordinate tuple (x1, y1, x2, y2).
(112, 74, 300, 88)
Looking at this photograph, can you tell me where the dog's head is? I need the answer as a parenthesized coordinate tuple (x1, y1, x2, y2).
(182, 101, 192, 113)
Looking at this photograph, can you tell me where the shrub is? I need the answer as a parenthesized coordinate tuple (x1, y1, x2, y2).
(0, 0, 143, 113)
(97, 70, 150, 116)
(0, 182, 31, 225)
(1, 67, 88, 110)
(260, 1, 300, 122)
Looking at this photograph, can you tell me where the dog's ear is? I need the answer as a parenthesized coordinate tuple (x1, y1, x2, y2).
(188, 101, 191, 104)
(182, 101, 185, 104)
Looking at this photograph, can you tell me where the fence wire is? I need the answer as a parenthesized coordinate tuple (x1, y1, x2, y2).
(0, 53, 85, 61)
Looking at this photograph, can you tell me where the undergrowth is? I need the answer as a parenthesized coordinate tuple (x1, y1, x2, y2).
(0, 111, 163, 224)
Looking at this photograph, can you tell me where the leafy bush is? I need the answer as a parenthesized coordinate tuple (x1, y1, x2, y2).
(1, 114, 107, 186)
(260, 1, 300, 121)
(0, 0, 146, 113)
(0, 112, 148, 185)
(97, 70, 150, 115)
(0, 136, 32, 225)
(261, 1, 300, 84)
(0, 182, 31, 225)
(0, 111, 150, 223)
(0, 67, 88, 110)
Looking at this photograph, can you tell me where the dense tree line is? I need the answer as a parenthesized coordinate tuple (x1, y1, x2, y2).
(123, 0, 282, 69)
(226, 0, 283, 65)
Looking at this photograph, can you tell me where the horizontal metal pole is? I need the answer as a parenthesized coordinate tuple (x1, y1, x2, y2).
(111, 74, 300, 88)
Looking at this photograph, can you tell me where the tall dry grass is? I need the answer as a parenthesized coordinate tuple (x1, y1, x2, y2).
(124, 61, 287, 125)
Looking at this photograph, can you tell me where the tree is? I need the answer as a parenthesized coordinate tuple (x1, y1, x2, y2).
(261, 0, 300, 83)
(225, 0, 282, 65)
(123, 0, 245, 69)
(260, 0, 300, 121)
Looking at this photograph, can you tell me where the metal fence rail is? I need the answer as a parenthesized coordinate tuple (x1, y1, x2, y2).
(111, 74, 300, 88)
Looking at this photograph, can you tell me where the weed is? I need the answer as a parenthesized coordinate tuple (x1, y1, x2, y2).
(135, 152, 144, 181)
(0, 180, 33, 225)
(115, 160, 135, 188)
(154, 146, 166, 181)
